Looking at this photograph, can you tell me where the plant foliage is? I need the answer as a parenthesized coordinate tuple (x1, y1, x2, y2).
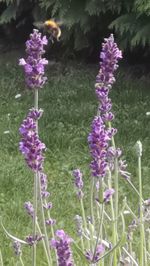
(0, 0, 150, 50)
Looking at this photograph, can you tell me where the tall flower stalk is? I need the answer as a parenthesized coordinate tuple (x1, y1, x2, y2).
(88, 34, 122, 265)
(19, 29, 49, 265)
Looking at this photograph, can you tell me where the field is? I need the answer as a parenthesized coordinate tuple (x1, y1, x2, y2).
(0, 51, 150, 265)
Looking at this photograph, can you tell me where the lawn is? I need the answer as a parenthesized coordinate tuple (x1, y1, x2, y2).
(0, 50, 150, 265)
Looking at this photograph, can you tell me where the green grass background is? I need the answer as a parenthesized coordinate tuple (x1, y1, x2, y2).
(0, 51, 150, 265)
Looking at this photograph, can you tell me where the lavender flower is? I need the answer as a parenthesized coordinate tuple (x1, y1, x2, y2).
(26, 234, 43, 246)
(88, 116, 111, 178)
(74, 215, 83, 237)
(24, 201, 34, 218)
(88, 35, 124, 179)
(19, 29, 48, 89)
(85, 244, 105, 263)
(95, 34, 122, 110)
(73, 169, 84, 198)
(51, 230, 74, 266)
(19, 110, 46, 171)
(73, 169, 83, 189)
(43, 202, 53, 210)
(46, 218, 56, 226)
(40, 172, 50, 198)
(119, 160, 131, 179)
(28, 108, 43, 120)
(103, 188, 115, 203)
(12, 241, 22, 256)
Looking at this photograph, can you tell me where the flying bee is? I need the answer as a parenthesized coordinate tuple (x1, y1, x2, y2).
(34, 19, 62, 42)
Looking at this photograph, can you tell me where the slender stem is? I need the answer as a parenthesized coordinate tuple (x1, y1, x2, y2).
(45, 199, 58, 261)
(129, 241, 133, 266)
(19, 256, 25, 266)
(122, 247, 138, 266)
(126, 178, 144, 203)
(125, 203, 137, 220)
(80, 236, 85, 251)
(0, 249, 3, 266)
(138, 155, 144, 266)
(114, 158, 118, 226)
(33, 171, 38, 266)
(89, 178, 96, 253)
(108, 170, 117, 266)
(36, 221, 52, 265)
(143, 233, 148, 266)
(45, 200, 55, 239)
(80, 198, 91, 250)
(90, 178, 95, 226)
(92, 203, 104, 262)
(38, 174, 52, 264)
(108, 122, 118, 235)
(32, 89, 39, 266)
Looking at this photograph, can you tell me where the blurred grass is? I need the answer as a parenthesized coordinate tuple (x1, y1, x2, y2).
(0, 50, 150, 265)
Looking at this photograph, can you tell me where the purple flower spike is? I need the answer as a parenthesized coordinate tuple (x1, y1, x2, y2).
(86, 243, 105, 263)
(28, 108, 43, 120)
(95, 34, 122, 122)
(24, 201, 34, 218)
(119, 160, 131, 179)
(51, 230, 74, 266)
(103, 188, 115, 203)
(19, 29, 48, 89)
(43, 202, 53, 209)
(88, 35, 123, 179)
(26, 234, 43, 246)
(88, 116, 111, 178)
(40, 172, 50, 198)
(73, 169, 84, 198)
(13, 241, 22, 256)
(73, 169, 83, 189)
(46, 218, 56, 226)
(19, 112, 46, 171)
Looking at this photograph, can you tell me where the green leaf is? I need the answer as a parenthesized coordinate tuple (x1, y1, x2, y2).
(0, 3, 17, 24)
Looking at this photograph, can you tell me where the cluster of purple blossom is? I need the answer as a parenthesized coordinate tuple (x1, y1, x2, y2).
(88, 34, 123, 180)
(19, 108, 45, 172)
(19, 29, 48, 89)
(51, 230, 74, 266)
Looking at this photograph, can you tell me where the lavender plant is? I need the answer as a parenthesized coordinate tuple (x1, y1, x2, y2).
(1, 30, 150, 266)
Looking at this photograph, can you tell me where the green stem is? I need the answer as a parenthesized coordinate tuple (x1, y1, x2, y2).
(108, 170, 117, 266)
(45, 200, 55, 239)
(80, 198, 90, 250)
(90, 178, 95, 226)
(108, 122, 118, 234)
(36, 221, 52, 265)
(33, 171, 38, 266)
(129, 241, 133, 266)
(19, 256, 24, 266)
(138, 155, 144, 266)
(32, 89, 39, 266)
(0, 249, 3, 266)
(143, 232, 148, 266)
(125, 202, 137, 220)
(45, 199, 58, 261)
(122, 247, 138, 266)
(92, 203, 104, 262)
(114, 158, 118, 226)
(126, 178, 144, 203)
(38, 174, 52, 265)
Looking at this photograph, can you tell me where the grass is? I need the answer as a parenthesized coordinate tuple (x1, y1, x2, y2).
(0, 50, 150, 265)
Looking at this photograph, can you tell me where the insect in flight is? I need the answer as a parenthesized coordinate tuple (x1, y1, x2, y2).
(34, 19, 62, 42)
